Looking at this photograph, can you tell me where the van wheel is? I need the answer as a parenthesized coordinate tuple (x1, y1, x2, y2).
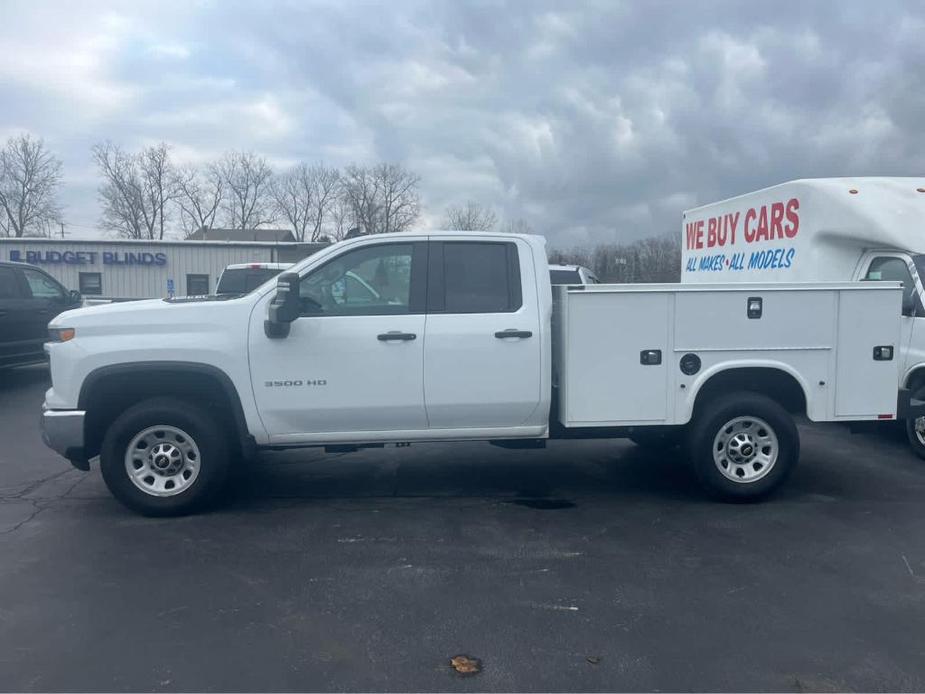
(100, 397, 231, 516)
(687, 392, 799, 501)
(904, 385, 925, 461)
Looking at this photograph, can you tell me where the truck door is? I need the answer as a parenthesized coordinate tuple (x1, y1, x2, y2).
(248, 241, 429, 439)
(0, 266, 31, 365)
(423, 239, 542, 429)
(861, 255, 920, 378)
(19, 267, 72, 353)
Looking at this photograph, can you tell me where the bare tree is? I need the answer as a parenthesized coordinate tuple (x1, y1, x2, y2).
(0, 134, 63, 237)
(341, 163, 420, 234)
(443, 200, 497, 231)
(271, 163, 340, 241)
(92, 141, 177, 239)
(139, 143, 175, 240)
(549, 232, 681, 283)
(501, 218, 534, 235)
(173, 163, 224, 236)
(216, 150, 275, 230)
(328, 190, 355, 241)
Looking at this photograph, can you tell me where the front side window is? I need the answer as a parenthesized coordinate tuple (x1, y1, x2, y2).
(437, 242, 521, 313)
(79, 272, 103, 296)
(299, 243, 415, 316)
(22, 268, 64, 299)
(865, 256, 918, 312)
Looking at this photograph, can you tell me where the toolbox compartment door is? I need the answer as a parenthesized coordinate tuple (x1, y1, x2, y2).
(563, 291, 670, 424)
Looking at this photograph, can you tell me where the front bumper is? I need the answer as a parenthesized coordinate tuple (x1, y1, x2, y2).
(40, 406, 89, 470)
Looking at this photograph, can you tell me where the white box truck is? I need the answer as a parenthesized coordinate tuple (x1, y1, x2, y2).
(681, 177, 925, 456)
(40, 231, 915, 515)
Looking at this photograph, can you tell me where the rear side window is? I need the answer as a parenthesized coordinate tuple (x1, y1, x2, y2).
(550, 269, 581, 284)
(21, 267, 64, 299)
(216, 268, 282, 294)
(430, 242, 522, 313)
(0, 268, 20, 298)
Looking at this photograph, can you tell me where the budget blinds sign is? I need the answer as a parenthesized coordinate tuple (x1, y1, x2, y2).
(683, 197, 800, 276)
(8, 249, 168, 266)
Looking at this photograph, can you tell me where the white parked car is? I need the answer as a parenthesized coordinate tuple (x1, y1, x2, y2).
(549, 264, 599, 285)
(215, 262, 293, 295)
(40, 231, 915, 515)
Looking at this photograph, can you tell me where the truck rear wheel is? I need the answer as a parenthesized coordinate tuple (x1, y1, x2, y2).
(687, 392, 799, 501)
(904, 384, 925, 461)
(100, 397, 231, 516)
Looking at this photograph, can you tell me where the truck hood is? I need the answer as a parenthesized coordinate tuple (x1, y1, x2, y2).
(49, 296, 254, 330)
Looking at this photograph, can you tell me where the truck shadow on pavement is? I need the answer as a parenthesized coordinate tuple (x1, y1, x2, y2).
(221, 442, 732, 512)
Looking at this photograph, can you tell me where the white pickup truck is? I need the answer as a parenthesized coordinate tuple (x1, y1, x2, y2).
(41, 231, 914, 515)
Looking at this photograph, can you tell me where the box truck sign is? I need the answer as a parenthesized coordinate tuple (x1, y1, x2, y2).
(684, 198, 800, 274)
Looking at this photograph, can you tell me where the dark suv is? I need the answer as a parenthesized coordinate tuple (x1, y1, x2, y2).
(0, 261, 81, 368)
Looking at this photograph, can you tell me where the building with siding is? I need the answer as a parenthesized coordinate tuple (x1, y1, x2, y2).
(0, 238, 326, 300)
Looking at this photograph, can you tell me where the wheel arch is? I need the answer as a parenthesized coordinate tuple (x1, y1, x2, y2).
(903, 366, 925, 392)
(685, 362, 810, 424)
(79, 361, 255, 460)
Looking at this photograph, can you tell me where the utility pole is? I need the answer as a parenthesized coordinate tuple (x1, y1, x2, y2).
(59, 222, 65, 239)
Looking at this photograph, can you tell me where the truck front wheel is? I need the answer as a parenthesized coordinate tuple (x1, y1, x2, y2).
(687, 392, 799, 501)
(100, 397, 232, 516)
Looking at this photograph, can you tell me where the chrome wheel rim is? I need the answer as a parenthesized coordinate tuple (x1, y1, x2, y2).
(124, 425, 201, 497)
(713, 416, 778, 483)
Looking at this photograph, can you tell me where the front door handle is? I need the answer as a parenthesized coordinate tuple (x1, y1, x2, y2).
(495, 329, 533, 339)
(377, 331, 417, 341)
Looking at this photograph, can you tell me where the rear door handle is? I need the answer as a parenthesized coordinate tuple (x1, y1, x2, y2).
(377, 331, 417, 341)
(495, 329, 533, 339)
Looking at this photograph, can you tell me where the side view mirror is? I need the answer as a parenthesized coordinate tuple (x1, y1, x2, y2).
(903, 292, 917, 317)
(67, 289, 82, 305)
(265, 272, 301, 339)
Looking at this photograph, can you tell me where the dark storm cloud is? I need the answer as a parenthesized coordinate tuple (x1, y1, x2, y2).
(1, 0, 923, 245)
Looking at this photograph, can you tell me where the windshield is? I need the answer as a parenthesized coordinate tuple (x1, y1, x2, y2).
(216, 268, 283, 295)
(550, 269, 582, 284)
(912, 255, 925, 287)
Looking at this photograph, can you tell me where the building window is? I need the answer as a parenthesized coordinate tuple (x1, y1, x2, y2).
(79, 272, 103, 296)
(186, 274, 210, 295)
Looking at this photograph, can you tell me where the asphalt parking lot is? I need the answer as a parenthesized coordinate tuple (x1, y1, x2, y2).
(3, 365, 925, 692)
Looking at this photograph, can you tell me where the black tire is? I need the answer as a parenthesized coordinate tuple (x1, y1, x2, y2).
(100, 397, 232, 516)
(905, 384, 925, 461)
(629, 428, 683, 450)
(686, 392, 799, 501)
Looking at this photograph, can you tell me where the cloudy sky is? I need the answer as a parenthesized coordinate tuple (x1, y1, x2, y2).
(1, 0, 924, 246)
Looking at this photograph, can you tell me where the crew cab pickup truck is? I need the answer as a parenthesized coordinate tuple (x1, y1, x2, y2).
(41, 232, 913, 515)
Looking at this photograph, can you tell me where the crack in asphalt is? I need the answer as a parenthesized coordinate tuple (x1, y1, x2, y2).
(0, 499, 48, 535)
(0, 469, 89, 535)
(0, 467, 75, 500)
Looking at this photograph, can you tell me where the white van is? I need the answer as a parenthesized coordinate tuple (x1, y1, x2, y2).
(681, 177, 925, 456)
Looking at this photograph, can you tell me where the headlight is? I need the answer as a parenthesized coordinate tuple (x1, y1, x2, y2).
(48, 327, 76, 342)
